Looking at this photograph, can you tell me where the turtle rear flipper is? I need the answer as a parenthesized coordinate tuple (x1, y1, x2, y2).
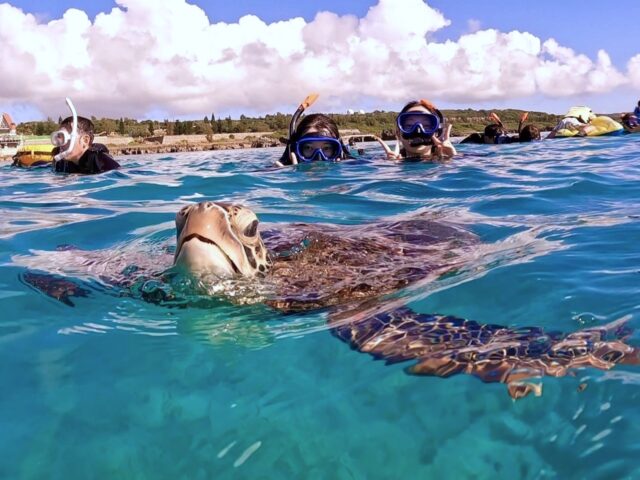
(332, 307, 638, 399)
(20, 272, 91, 307)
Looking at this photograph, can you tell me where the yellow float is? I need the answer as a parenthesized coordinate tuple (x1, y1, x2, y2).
(12, 144, 55, 168)
(554, 106, 624, 137)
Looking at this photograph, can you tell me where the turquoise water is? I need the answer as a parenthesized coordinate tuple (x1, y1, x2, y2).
(1, 137, 639, 479)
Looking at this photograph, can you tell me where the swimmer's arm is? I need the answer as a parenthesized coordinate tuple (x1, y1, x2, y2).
(369, 135, 402, 160)
(518, 112, 529, 134)
(580, 124, 597, 136)
(432, 123, 457, 158)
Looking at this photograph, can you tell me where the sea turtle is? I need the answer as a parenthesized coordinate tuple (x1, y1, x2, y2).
(19, 201, 639, 399)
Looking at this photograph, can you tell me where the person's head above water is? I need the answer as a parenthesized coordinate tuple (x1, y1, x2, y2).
(483, 123, 508, 144)
(277, 94, 351, 166)
(279, 113, 350, 165)
(563, 106, 596, 124)
(51, 115, 95, 163)
(518, 124, 541, 142)
(395, 99, 445, 157)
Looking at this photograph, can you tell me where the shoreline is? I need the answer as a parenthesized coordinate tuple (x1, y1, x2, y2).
(106, 137, 282, 156)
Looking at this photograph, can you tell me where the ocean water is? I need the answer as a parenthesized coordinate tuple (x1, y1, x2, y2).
(1, 136, 639, 479)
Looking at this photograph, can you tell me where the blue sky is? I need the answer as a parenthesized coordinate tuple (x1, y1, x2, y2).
(2, 0, 640, 120)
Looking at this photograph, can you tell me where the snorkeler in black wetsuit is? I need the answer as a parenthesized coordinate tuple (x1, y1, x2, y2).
(53, 142, 120, 174)
(50, 98, 120, 174)
(460, 112, 539, 144)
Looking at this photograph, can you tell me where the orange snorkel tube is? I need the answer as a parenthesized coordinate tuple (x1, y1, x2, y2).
(288, 93, 319, 139)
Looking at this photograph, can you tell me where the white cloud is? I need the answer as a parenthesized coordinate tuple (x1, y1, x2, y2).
(628, 53, 640, 88)
(0, 0, 635, 118)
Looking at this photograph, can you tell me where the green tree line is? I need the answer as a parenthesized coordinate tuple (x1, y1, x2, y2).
(16, 109, 563, 138)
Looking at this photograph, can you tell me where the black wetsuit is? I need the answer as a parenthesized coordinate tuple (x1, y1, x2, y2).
(459, 132, 485, 144)
(53, 143, 120, 174)
(459, 132, 518, 144)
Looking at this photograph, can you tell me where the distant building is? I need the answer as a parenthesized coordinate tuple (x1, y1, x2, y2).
(346, 109, 355, 115)
(1, 113, 17, 135)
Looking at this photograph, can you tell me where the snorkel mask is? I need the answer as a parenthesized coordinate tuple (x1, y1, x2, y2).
(51, 97, 78, 163)
(294, 136, 343, 162)
(396, 112, 441, 138)
(286, 93, 343, 162)
(396, 100, 444, 148)
(493, 134, 510, 144)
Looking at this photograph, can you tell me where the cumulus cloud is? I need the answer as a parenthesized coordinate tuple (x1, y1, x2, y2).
(0, 0, 635, 118)
(628, 54, 640, 88)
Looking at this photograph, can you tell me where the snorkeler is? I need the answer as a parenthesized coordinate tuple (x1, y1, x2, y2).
(460, 112, 509, 145)
(51, 98, 120, 174)
(622, 100, 640, 132)
(460, 112, 538, 144)
(276, 94, 352, 167)
(621, 112, 640, 133)
(375, 99, 456, 161)
(546, 106, 596, 139)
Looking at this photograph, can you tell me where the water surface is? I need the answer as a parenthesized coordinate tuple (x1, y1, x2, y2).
(1, 137, 639, 479)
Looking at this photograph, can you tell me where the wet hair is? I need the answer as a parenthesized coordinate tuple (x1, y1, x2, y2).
(483, 123, 505, 139)
(60, 115, 95, 144)
(518, 124, 540, 142)
(279, 113, 350, 164)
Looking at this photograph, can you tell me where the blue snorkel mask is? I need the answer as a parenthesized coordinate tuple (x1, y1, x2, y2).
(285, 93, 347, 163)
(493, 133, 510, 144)
(396, 112, 441, 138)
(626, 114, 639, 128)
(294, 136, 343, 162)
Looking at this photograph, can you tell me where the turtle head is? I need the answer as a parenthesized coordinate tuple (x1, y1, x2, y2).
(174, 201, 269, 278)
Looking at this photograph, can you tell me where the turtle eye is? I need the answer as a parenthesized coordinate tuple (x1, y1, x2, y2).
(243, 219, 258, 237)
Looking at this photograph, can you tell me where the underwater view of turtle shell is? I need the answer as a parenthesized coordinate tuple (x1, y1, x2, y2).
(1, 137, 639, 478)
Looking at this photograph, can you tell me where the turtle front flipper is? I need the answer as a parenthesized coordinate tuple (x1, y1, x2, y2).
(20, 272, 91, 307)
(331, 306, 638, 399)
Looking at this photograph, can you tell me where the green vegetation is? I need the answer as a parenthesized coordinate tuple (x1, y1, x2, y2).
(16, 109, 563, 139)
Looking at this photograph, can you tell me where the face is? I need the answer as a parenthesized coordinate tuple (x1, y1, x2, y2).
(397, 105, 435, 157)
(290, 126, 342, 164)
(57, 124, 91, 162)
(174, 201, 270, 278)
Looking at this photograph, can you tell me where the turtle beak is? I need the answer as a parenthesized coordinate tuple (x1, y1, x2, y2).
(174, 202, 246, 278)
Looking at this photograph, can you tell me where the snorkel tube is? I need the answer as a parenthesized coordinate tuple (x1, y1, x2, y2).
(284, 93, 320, 164)
(52, 97, 79, 163)
(288, 93, 319, 140)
